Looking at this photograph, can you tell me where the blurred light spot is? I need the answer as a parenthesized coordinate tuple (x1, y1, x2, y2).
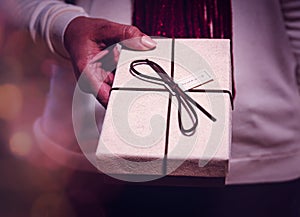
(2, 56, 24, 80)
(0, 18, 4, 51)
(0, 84, 23, 120)
(40, 58, 57, 76)
(9, 131, 32, 157)
(31, 193, 76, 217)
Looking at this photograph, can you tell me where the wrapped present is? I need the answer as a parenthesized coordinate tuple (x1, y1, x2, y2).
(96, 39, 233, 184)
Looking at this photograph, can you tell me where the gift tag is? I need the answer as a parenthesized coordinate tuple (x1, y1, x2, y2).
(178, 69, 213, 91)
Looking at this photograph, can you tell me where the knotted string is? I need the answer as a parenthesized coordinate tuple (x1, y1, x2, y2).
(130, 59, 216, 136)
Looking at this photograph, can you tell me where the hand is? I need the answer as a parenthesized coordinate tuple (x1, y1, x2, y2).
(64, 16, 156, 107)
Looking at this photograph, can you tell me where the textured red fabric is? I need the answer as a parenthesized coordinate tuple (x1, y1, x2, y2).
(132, 0, 234, 96)
(132, 0, 232, 39)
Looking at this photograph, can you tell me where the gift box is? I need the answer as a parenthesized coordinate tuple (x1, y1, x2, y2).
(96, 39, 233, 184)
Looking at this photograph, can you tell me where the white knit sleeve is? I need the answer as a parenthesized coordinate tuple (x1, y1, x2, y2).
(281, 0, 300, 60)
(281, 0, 300, 90)
(0, 0, 89, 57)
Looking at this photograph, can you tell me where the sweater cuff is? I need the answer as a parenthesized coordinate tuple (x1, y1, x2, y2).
(49, 7, 89, 58)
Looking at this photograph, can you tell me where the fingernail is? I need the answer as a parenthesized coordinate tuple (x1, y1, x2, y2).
(141, 36, 157, 48)
(116, 43, 122, 52)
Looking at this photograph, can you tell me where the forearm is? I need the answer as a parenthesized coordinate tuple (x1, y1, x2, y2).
(0, 0, 88, 57)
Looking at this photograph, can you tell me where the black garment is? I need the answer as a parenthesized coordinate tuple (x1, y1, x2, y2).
(65, 170, 300, 217)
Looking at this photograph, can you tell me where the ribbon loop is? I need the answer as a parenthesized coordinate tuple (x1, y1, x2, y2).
(129, 59, 216, 135)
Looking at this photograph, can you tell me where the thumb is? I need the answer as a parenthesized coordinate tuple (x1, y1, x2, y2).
(119, 25, 157, 50)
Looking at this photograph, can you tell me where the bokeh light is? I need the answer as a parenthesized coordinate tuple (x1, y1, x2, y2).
(0, 16, 4, 52)
(0, 84, 23, 121)
(9, 131, 32, 157)
(31, 193, 76, 217)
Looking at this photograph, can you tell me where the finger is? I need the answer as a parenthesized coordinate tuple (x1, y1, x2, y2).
(90, 49, 110, 64)
(103, 71, 114, 86)
(113, 24, 157, 50)
(113, 45, 121, 64)
(75, 49, 109, 79)
(121, 36, 157, 50)
(96, 82, 111, 108)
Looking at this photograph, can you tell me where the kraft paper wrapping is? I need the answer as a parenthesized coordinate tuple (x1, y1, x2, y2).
(96, 39, 232, 180)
